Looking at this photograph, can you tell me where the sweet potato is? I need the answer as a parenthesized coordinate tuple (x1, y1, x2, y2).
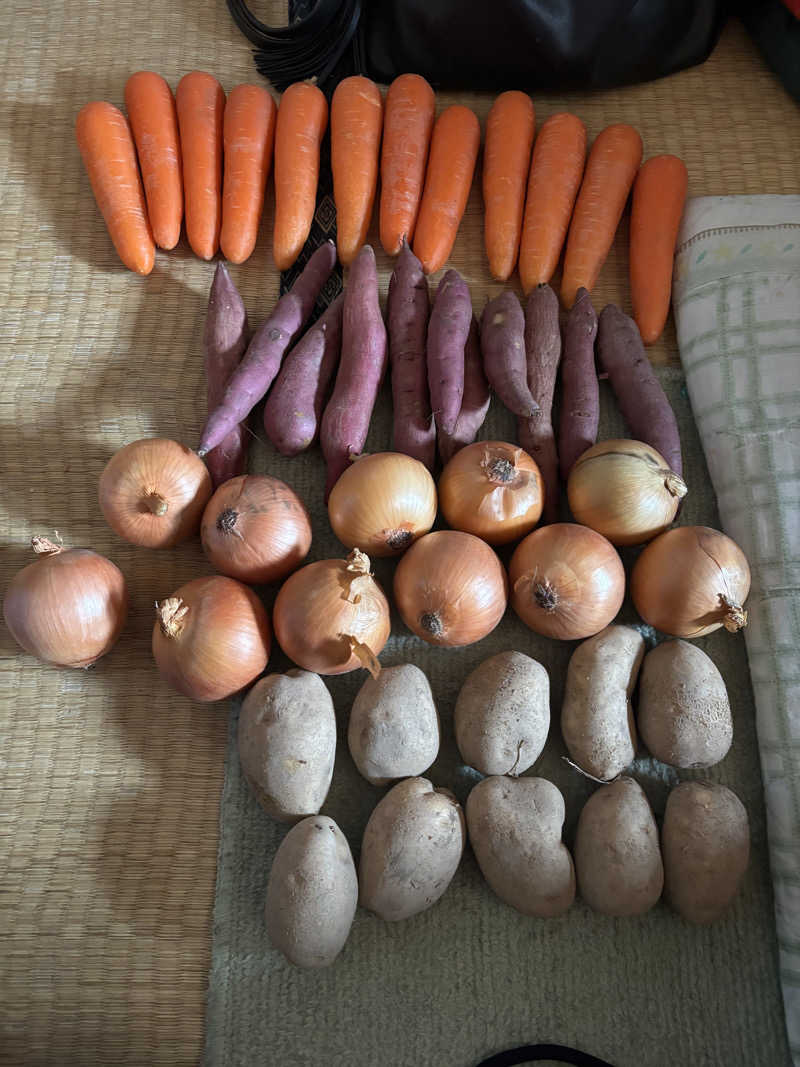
(596, 303, 682, 475)
(426, 269, 471, 436)
(320, 245, 388, 497)
(558, 286, 599, 480)
(518, 282, 561, 523)
(438, 317, 490, 464)
(262, 294, 344, 456)
(387, 240, 435, 470)
(198, 241, 337, 456)
(480, 290, 538, 418)
(203, 263, 250, 488)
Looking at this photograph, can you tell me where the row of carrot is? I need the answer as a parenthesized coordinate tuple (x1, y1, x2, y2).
(75, 69, 687, 344)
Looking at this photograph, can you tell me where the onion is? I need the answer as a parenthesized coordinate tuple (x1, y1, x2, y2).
(567, 439, 687, 546)
(393, 530, 508, 647)
(3, 536, 128, 667)
(439, 440, 544, 545)
(273, 549, 390, 675)
(631, 525, 750, 637)
(152, 575, 271, 702)
(328, 452, 437, 556)
(509, 523, 625, 640)
(201, 474, 312, 584)
(99, 438, 213, 548)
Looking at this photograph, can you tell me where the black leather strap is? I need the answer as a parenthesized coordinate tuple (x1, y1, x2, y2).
(476, 1044, 615, 1067)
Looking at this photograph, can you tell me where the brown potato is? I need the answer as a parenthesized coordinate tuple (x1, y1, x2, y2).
(561, 625, 644, 781)
(358, 777, 466, 921)
(662, 780, 750, 924)
(265, 815, 358, 968)
(454, 651, 550, 776)
(466, 775, 575, 917)
(638, 640, 732, 769)
(574, 777, 663, 916)
(348, 663, 440, 786)
(238, 669, 336, 821)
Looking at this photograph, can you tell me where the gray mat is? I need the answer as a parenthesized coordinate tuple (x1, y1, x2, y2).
(204, 369, 790, 1067)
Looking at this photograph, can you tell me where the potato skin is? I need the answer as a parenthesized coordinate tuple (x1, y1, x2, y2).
(662, 780, 750, 924)
(466, 776, 575, 917)
(638, 640, 732, 769)
(358, 777, 466, 921)
(574, 777, 663, 916)
(238, 669, 336, 821)
(454, 651, 550, 776)
(348, 664, 440, 786)
(561, 625, 644, 781)
(265, 815, 358, 968)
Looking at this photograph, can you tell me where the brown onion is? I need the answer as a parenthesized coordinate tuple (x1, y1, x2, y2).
(3, 536, 128, 668)
(567, 439, 687, 546)
(201, 474, 312, 584)
(328, 452, 437, 556)
(631, 525, 750, 637)
(509, 523, 625, 640)
(273, 549, 390, 675)
(152, 575, 271, 702)
(393, 530, 508, 647)
(99, 438, 212, 548)
(439, 440, 544, 545)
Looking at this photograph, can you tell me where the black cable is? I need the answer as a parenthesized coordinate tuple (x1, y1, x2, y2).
(476, 1043, 615, 1067)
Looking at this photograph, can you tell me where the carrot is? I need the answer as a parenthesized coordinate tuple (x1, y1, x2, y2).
(482, 91, 535, 283)
(220, 84, 277, 265)
(273, 81, 329, 272)
(560, 123, 643, 309)
(629, 154, 689, 345)
(331, 76, 384, 266)
(124, 72, 183, 251)
(75, 101, 155, 275)
(413, 105, 480, 275)
(379, 73, 435, 257)
(176, 71, 226, 261)
(518, 112, 586, 294)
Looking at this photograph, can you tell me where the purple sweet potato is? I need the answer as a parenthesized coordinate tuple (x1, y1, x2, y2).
(262, 293, 344, 456)
(388, 240, 435, 471)
(320, 245, 388, 498)
(519, 282, 561, 522)
(597, 303, 683, 476)
(558, 286, 599, 480)
(203, 263, 250, 488)
(198, 241, 337, 456)
(480, 289, 539, 418)
(426, 269, 471, 436)
(438, 317, 490, 465)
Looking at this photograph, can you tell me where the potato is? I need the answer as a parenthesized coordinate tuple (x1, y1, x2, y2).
(265, 815, 358, 968)
(238, 669, 336, 822)
(574, 777, 663, 916)
(662, 780, 750, 924)
(358, 777, 466, 921)
(466, 775, 575, 917)
(638, 640, 732, 768)
(348, 663, 440, 786)
(561, 625, 644, 781)
(454, 651, 549, 776)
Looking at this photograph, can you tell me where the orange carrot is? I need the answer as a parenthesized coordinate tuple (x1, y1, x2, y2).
(482, 91, 535, 282)
(124, 71, 183, 251)
(560, 123, 643, 309)
(331, 76, 384, 266)
(220, 84, 277, 264)
(379, 73, 435, 257)
(176, 71, 226, 261)
(518, 112, 586, 294)
(412, 105, 480, 275)
(629, 154, 689, 345)
(273, 81, 329, 272)
(75, 101, 155, 275)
